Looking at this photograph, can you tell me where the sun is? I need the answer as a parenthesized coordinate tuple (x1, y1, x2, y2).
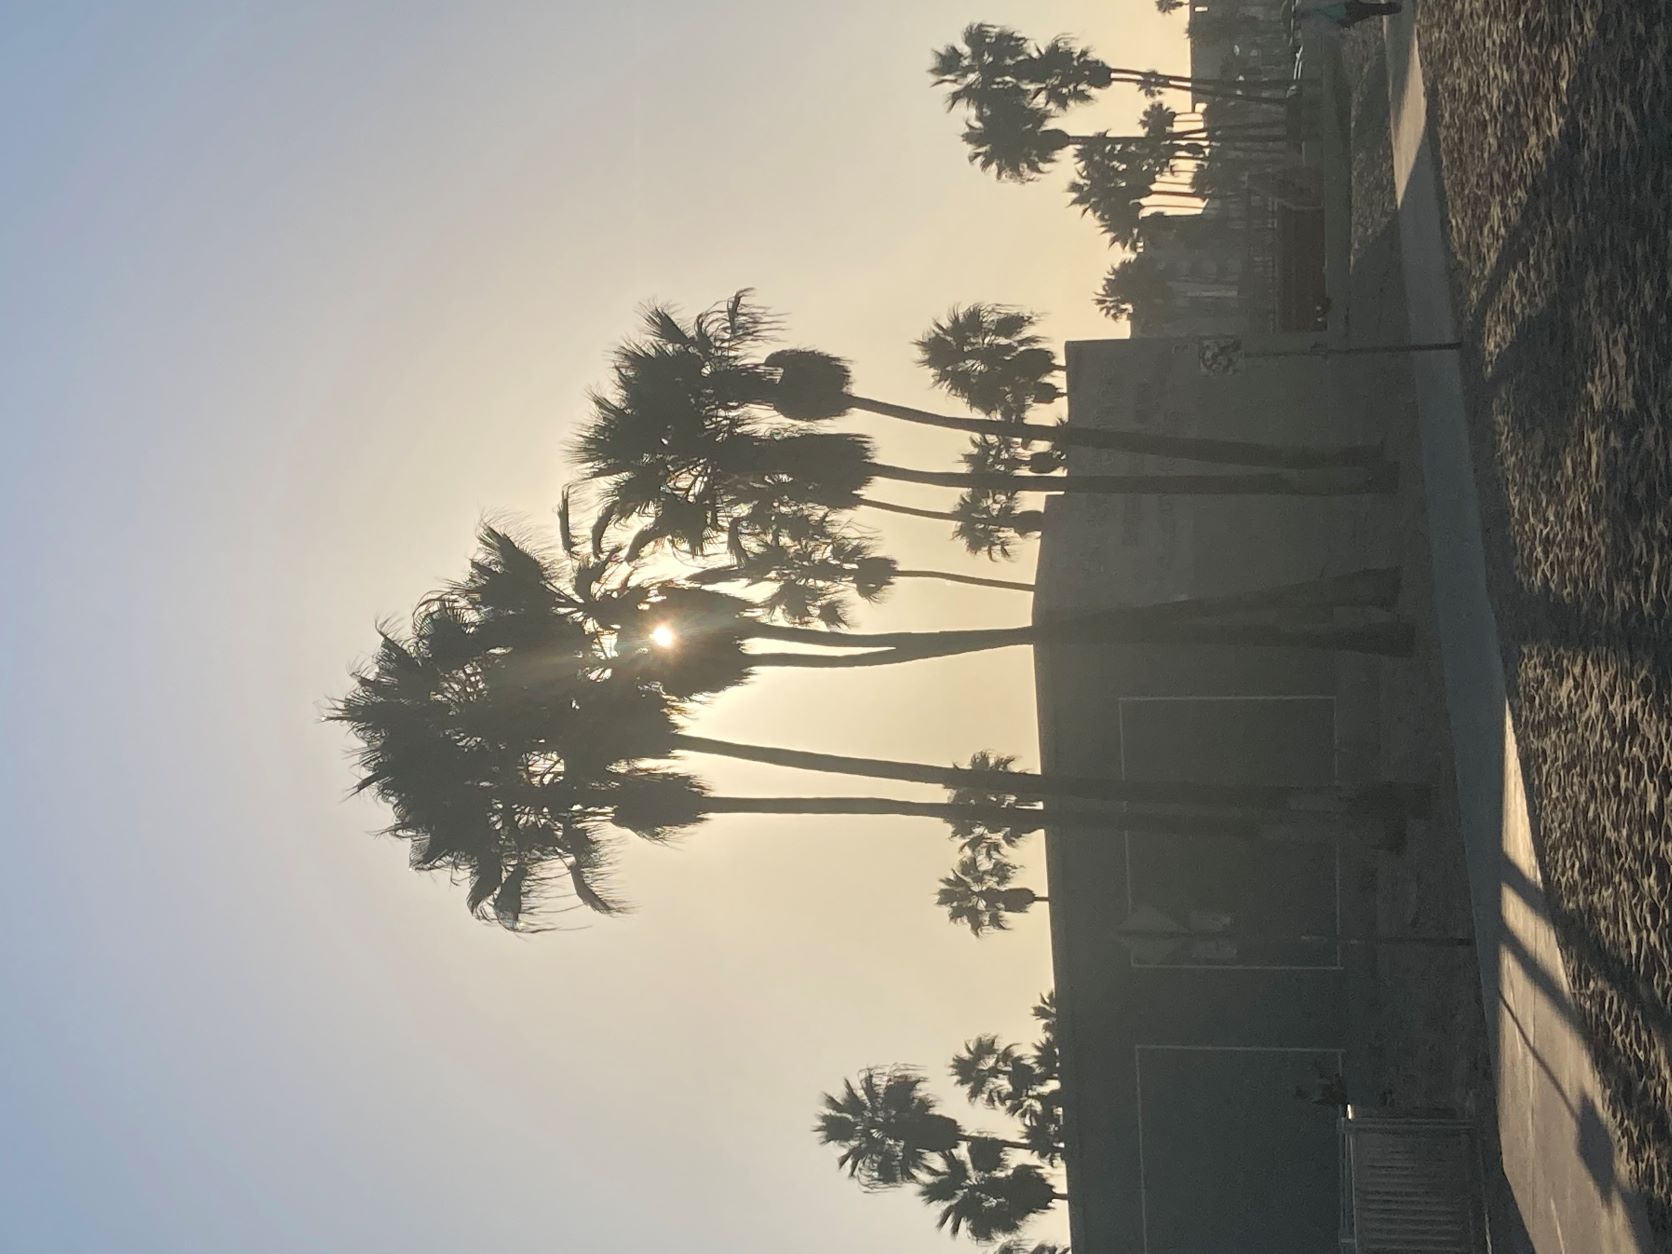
(650, 624, 677, 649)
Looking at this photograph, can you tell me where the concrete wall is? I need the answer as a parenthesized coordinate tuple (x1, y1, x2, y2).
(1037, 334, 1389, 1253)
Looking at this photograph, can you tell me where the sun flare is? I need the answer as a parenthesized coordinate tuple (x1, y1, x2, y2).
(650, 624, 677, 649)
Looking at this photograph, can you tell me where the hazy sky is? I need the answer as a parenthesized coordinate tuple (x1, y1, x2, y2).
(1, 3, 1184, 1249)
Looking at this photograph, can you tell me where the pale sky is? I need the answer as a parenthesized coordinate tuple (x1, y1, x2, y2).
(1, 3, 1184, 1249)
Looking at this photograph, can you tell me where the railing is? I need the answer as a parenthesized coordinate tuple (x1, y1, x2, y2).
(1338, 1107, 1487, 1253)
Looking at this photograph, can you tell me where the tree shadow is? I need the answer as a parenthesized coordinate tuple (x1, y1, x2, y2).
(1409, 1, 1672, 1232)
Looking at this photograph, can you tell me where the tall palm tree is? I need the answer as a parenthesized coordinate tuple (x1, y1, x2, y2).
(572, 303, 1392, 566)
(554, 515, 1421, 677)
(595, 293, 1386, 486)
(573, 513, 1421, 707)
(333, 530, 1425, 928)
(931, 23, 1290, 124)
(918, 1142, 1067, 1242)
(938, 854, 1043, 936)
(915, 305, 1379, 469)
(932, 26, 1292, 184)
(814, 1067, 1026, 1191)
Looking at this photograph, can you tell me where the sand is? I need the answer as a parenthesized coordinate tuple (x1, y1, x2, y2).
(1402, 0, 1672, 1244)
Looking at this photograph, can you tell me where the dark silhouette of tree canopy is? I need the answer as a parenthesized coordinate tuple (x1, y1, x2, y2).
(1096, 253, 1179, 324)
(815, 1047, 1066, 1241)
(931, 24, 1292, 183)
(919, 1141, 1065, 1242)
(931, 23, 1287, 135)
(951, 993, 1065, 1165)
(814, 1067, 1026, 1191)
(913, 303, 1061, 422)
(938, 853, 1042, 936)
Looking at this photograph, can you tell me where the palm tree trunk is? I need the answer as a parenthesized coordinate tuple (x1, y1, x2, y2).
(683, 742, 1427, 818)
(843, 394, 1386, 470)
(895, 568, 1034, 592)
(958, 1134, 1032, 1151)
(856, 497, 965, 523)
(1104, 71, 1294, 103)
(866, 461, 1395, 497)
(751, 565, 1405, 644)
(858, 497, 1046, 535)
(745, 618, 1413, 666)
(742, 567, 1410, 661)
(688, 563, 1034, 594)
(696, 796, 1373, 844)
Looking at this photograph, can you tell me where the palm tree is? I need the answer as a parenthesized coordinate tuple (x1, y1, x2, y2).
(918, 1141, 1066, 1242)
(1095, 254, 1179, 324)
(333, 530, 1426, 928)
(950, 995, 1064, 1164)
(912, 304, 1379, 469)
(952, 1035, 1039, 1113)
(912, 302, 1060, 420)
(932, 26, 1293, 185)
(931, 24, 1290, 127)
(572, 297, 1391, 558)
(561, 493, 1413, 658)
(555, 515, 1423, 676)
(938, 854, 1043, 936)
(814, 1067, 1028, 1191)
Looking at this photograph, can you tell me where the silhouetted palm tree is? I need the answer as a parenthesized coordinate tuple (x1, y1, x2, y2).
(931, 23, 1288, 130)
(950, 993, 1064, 1163)
(938, 854, 1043, 936)
(333, 531, 1423, 928)
(892, 298, 1368, 467)
(919, 1141, 1066, 1242)
(932, 26, 1292, 184)
(559, 501, 1414, 660)
(1096, 254, 1179, 324)
(815, 1067, 1028, 1192)
(572, 296, 1391, 559)
(952, 1034, 1034, 1109)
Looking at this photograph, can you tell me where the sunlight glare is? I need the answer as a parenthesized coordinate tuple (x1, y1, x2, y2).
(650, 624, 676, 649)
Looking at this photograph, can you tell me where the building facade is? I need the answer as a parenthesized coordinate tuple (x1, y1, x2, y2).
(1035, 335, 1391, 1252)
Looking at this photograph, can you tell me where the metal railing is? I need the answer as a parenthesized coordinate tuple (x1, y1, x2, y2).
(1338, 1107, 1487, 1253)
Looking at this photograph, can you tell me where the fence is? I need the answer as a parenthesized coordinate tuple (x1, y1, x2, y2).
(1338, 1107, 1487, 1253)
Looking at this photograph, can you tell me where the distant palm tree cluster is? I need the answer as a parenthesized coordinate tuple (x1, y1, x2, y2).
(816, 993, 1069, 1245)
(929, 21, 1299, 323)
